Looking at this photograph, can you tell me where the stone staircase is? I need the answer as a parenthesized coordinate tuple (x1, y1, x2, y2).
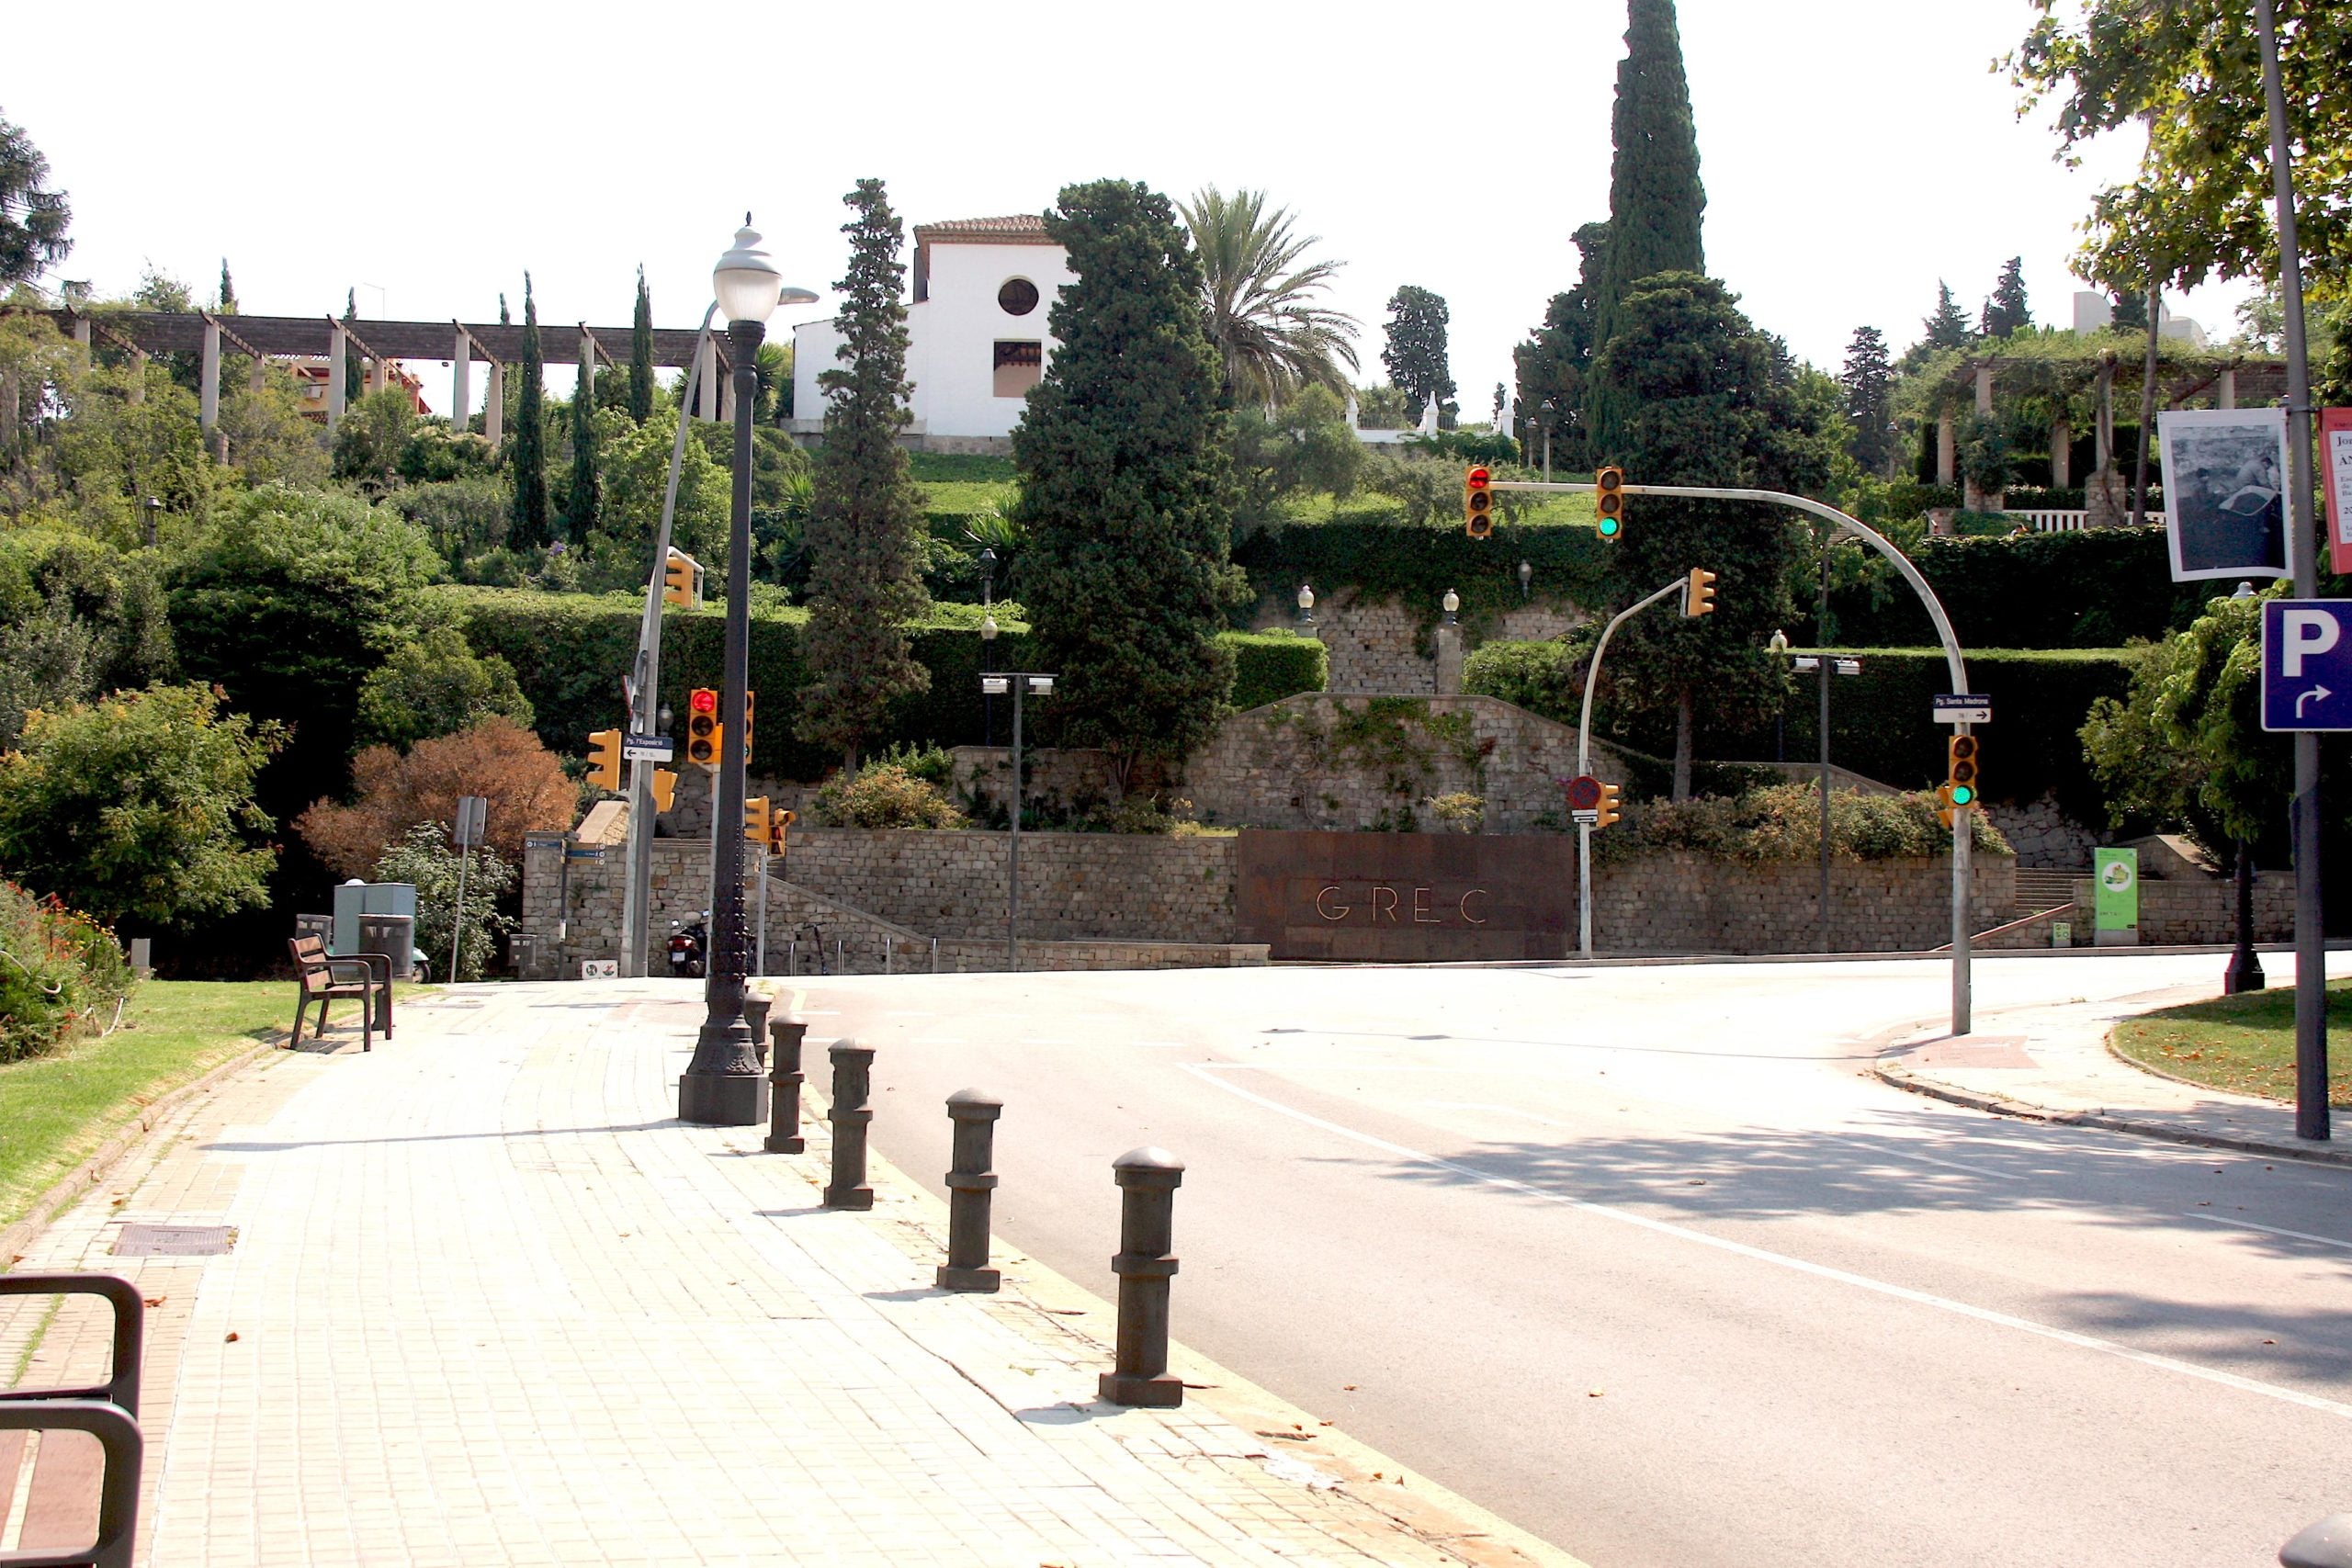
(2013, 867, 2085, 919)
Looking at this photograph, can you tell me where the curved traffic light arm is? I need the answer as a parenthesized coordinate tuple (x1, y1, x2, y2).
(1576, 575, 1693, 778)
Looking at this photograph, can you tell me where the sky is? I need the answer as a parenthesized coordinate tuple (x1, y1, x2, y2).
(9, 0, 2258, 419)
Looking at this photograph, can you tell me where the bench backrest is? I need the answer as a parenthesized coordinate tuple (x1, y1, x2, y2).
(288, 935, 337, 993)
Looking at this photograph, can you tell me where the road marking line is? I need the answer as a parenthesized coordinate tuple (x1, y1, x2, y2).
(1185, 1065, 2352, 1424)
(2184, 1212, 2352, 1252)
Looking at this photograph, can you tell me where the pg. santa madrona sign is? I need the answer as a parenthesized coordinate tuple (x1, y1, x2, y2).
(1236, 830, 1574, 962)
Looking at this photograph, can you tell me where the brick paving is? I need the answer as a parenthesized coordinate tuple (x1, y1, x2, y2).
(2, 981, 1572, 1566)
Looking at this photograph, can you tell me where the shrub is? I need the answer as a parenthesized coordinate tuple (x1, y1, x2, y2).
(371, 823, 514, 983)
(809, 762, 967, 829)
(1462, 637, 1585, 717)
(1613, 784, 2009, 863)
(296, 716, 577, 878)
(1224, 629, 1329, 710)
(0, 881, 134, 1063)
(354, 627, 535, 750)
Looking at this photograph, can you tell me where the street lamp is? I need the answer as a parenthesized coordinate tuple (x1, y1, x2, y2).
(1519, 559, 1532, 601)
(979, 547, 998, 607)
(1442, 588, 1460, 626)
(680, 220, 817, 1128)
(980, 612, 998, 746)
(979, 663, 1056, 970)
(1296, 582, 1315, 627)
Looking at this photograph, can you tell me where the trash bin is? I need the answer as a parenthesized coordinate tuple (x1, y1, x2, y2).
(356, 913, 419, 984)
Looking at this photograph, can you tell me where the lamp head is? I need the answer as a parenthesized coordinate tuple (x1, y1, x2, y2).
(1518, 559, 1532, 585)
(1442, 588, 1460, 615)
(1297, 582, 1315, 612)
(713, 218, 813, 324)
(1768, 628, 1789, 654)
(979, 613, 998, 641)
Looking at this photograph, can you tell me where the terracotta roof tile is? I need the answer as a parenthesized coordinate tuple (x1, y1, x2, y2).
(913, 214, 1053, 242)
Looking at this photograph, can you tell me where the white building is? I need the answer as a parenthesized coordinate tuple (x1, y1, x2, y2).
(786, 214, 1075, 454)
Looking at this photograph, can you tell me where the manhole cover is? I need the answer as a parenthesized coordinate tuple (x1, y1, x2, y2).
(112, 1224, 237, 1258)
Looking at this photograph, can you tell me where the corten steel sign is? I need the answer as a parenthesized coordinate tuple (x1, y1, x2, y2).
(1236, 830, 1574, 962)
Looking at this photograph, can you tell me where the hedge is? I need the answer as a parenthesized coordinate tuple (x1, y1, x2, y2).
(1466, 637, 2136, 820)
(1231, 518, 1611, 643)
(1830, 527, 2221, 649)
(443, 587, 1325, 780)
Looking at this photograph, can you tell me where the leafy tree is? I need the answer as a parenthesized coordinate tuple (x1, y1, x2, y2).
(216, 363, 328, 488)
(2009, 2, 2351, 297)
(754, 340, 792, 423)
(508, 274, 550, 547)
(1922, 282, 1973, 350)
(1181, 186, 1360, 404)
(0, 529, 175, 743)
(565, 384, 599, 538)
(0, 682, 284, 931)
(587, 410, 727, 584)
(628, 265, 655, 423)
(0, 112, 71, 286)
(331, 387, 419, 493)
(296, 716, 574, 878)
(2111, 288, 2149, 331)
(354, 626, 534, 750)
(1839, 326, 1897, 476)
(1381, 285, 1455, 427)
(1981, 256, 2032, 337)
(1351, 382, 1412, 429)
(1514, 220, 1610, 469)
(216, 258, 236, 314)
(1586, 0, 1707, 457)
(371, 822, 514, 982)
(1011, 177, 1240, 784)
(1585, 273, 1831, 798)
(798, 178, 931, 770)
(1231, 385, 1363, 526)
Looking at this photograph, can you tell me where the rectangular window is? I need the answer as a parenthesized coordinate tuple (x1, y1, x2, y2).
(993, 340, 1043, 399)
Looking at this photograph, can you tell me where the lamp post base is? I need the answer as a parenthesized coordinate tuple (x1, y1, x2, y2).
(679, 1020, 770, 1125)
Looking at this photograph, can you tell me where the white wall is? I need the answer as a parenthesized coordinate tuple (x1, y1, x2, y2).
(787, 237, 1073, 441)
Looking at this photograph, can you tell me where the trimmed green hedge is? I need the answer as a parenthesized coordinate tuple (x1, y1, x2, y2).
(1232, 518, 1611, 642)
(442, 587, 1324, 779)
(1831, 527, 2220, 649)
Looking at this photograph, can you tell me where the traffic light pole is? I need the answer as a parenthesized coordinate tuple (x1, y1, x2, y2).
(1575, 576, 1690, 958)
(1495, 478, 1977, 1034)
(621, 303, 718, 980)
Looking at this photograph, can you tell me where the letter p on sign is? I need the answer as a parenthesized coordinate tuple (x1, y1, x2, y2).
(2261, 600, 2352, 731)
(2282, 609, 2342, 676)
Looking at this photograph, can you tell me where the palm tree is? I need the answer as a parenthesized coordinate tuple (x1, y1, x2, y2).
(1179, 186, 1360, 405)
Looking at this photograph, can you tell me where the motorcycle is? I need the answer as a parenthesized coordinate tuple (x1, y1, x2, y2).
(666, 912, 708, 979)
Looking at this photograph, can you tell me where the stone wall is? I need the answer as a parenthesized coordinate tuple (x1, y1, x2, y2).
(1984, 793, 2100, 869)
(2066, 874, 2295, 945)
(1245, 591, 1582, 695)
(1591, 851, 2013, 955)
(1182, 693, 1628, 835)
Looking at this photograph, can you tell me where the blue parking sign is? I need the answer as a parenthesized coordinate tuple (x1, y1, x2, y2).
(2261, 600, 2352, 731)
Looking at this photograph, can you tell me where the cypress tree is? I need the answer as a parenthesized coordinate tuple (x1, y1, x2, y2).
(1984, 257, 2031, 337)
(342, 288, 363, 403)
(565, 381, 599, 541)
(508, 274, 550, 548)
(797, 178, 932, 771)
(1922, 282, 1973, 350)
(1011, 178, 1238, 786)
(217, 259, 236, 314)
(1585, 0, 1707, 456)
(1839, 325, 1896, 476)
(498, 293, 510, 326)
(628, 265, 655, 423)
(1380, 286, 1455, 428)
(1513, 220, 1609, 469)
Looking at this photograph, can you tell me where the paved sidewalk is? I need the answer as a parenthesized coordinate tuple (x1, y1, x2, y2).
(1875, 956, 2352, 1168)
(2, 981, 1578, 1567)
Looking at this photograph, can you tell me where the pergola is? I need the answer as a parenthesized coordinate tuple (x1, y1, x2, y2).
(29, 306, 743, 451)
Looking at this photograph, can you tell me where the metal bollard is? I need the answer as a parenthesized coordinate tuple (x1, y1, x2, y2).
(742, 992, 772, 1067)
(1098, 1146, 1184, 1408)
(935, 1090, 1003, 1292)
(764, 1017, 807, 1154)
(822, 1039, 875, 1210)
(2283, 1516, 2352, 1568)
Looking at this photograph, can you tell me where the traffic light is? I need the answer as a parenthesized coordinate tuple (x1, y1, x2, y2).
(743, 688, 756, 755)
(743, 795, 771, 845)
(1464, 465, 1495, 538)
(1594, 782, 1623, 830)
(662, 548, 700, 609)
(685, 687, 721, 769)
(1595, 466, 1626, 539)
(586, 728, 623, 792)
(1684, 567, 1717, 617)
(771, 807, 797, 852)
(1946, 734, 1981, 809)
(650, 768, 677, 814)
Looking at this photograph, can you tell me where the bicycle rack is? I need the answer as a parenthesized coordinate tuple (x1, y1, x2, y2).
(0, 1274, 147, 1568)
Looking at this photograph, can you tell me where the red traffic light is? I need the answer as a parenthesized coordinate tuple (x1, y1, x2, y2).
(1465, 466, 1491, 490)
(689, 689, 718, 715)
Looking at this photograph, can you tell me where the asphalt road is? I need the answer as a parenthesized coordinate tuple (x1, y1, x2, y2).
(790, 953, 2352, 1568)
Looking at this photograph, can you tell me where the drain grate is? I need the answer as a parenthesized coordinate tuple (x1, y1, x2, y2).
(112, 1223, 237, 1257)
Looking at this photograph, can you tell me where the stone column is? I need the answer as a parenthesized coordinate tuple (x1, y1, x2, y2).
(327, 324, 349, 426)
(71, 316, 92, 350)
(1433, 625, 1464, 695)
(199, 320, 221, 438)
(2095, 361, 2115, 471)
(718, 361, 734, 423)
(1973, 364, 1995, 415)
(128, 349, 148, 404)
(452, 328, 471, 433)
(1935, 412, 1956, 485)
(696, 336, 719, 421)
(1, 367, 17, 461)
(367, 355, 389, 396)
(2218, 368, 2236, 411)
(578, 329, 596, 404)
(2051, 419, 2072, 488)
(484, 360, 505, 446)
(248, 353, 266, 393)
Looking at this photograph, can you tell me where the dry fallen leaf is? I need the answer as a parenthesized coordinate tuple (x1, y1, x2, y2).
(224, 1332, 240, 1343)
(1588, 1388, 1604, 1398)
(142, 1296, 165, 1307)
(1343, 1384, 1358, 1392)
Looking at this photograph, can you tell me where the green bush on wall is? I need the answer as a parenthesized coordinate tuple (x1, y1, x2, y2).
(442, 586, 1327, 781)
(1831, 527, 2217, 649)
(1232, 518, 1611, 644)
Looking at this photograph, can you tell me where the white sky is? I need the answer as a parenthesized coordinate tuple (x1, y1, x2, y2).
(10, 0, 2257, 418)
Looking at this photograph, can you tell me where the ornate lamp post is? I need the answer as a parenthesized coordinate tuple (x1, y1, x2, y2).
(680, 220, 817, 1127)
(1296, 582, 1315, 627)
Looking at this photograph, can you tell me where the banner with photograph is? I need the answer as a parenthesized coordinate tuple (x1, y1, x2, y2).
(2156, 407, 2290, 582)
(2325, 408, 2352, 577)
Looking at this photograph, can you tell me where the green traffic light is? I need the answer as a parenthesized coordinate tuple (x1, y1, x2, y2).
(1951, 784, 1975, 807)
(1597, 516, 1620, 537)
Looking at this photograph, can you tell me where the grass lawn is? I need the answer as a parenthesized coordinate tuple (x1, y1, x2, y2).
(2109, 978, 2352, 1108)
(0, 981, 288, 1231)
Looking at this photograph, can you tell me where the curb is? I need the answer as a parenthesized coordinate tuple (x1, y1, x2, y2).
(1871, 1060, 2352, 1169)
(1340, 939, 2350, 973)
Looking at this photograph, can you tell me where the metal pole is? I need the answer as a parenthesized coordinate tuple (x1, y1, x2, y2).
(1008, 679, 1023, 972)
(2256, 0, 2328, 1141)
(678, 316, 769, 1128)
(1953, 740, 1973, 1035)
(1818, 543, 1832, 953)
(447, 840, 471, 985)
(755, 847, 768, 976)
(1577, 822, 1593, 959)
(1575, 576, 1691, 960)
(2228, 840, 2267, 995)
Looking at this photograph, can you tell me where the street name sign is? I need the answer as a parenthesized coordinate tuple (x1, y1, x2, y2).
(1933, 694, 1992, 725)
(623, 734, 675, 762)
(2260, 599, 2352, 731)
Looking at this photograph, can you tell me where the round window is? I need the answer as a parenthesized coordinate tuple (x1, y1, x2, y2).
(998, 277, 1040, 316)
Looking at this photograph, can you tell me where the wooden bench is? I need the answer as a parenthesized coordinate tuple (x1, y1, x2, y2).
(287, 936, 392, 1051)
